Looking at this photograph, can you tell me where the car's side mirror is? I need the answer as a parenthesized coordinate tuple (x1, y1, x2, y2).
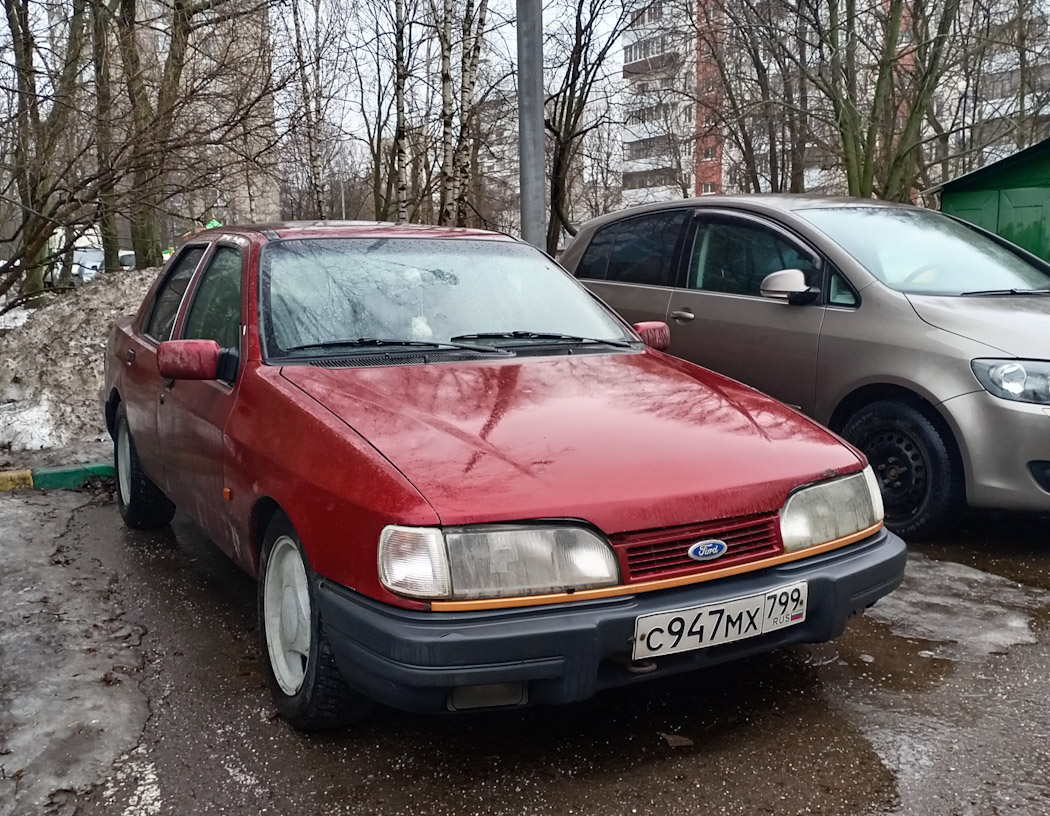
(633, 321, 670, 351)
(157, 339, 222, 380)
(759, 268, 820, 305)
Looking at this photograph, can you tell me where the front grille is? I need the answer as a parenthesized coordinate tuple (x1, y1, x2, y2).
(614, 513, 782, 582)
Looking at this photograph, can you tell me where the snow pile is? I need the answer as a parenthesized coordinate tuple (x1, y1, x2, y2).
(0, 305, 30, 331)
(0, 269, 159, 454)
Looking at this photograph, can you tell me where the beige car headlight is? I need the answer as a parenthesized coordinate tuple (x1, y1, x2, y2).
(779, 466, 884, 553)
(378, 524, 620, 600)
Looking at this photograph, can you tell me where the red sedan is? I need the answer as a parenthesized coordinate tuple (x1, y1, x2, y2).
(103, 222, 905, 730)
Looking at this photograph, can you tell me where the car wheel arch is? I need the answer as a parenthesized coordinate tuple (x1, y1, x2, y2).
(830, 383, 967, 496)
(104, 389, 121, 438)
(249, 496, 284, 576)
(830, 384, 945, 436)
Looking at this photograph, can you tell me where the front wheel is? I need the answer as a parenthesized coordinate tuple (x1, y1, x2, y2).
(258, 512, 372, 730)
(840, 399, 964, 539)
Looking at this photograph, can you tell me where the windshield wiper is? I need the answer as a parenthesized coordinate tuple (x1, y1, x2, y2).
(451, 331, 633, 348)
(284, 337, 510, 354)
(960, 288, 1050, 296)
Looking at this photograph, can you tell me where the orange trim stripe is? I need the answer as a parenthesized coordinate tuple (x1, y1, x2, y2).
(429, 521, 884, 612)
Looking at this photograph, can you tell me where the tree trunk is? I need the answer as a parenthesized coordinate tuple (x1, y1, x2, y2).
(437, 0, 455, 225)
(92, 0, 119, 273)
(394, 0, 408, 224)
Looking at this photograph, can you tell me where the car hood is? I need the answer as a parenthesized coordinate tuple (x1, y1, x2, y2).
(280, 352, 862, 533)
(907, 294, 1050, 358)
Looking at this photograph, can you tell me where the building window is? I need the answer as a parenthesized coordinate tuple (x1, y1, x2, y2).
(624, 33, 668, 64)
(626, 102, 670, 125)
(704, 112, 718, 127)
(701, 182, 717, 194)
(625, 135, 673, 160)
(647, 1, 663, 23)
(701, 147, 716, 160)
(623, 168, 680, 190)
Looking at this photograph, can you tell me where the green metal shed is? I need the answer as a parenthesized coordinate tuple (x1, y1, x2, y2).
(933, 137, 1050, 261)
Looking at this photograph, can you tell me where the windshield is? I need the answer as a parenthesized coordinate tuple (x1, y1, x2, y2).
(797, 207, 1050, 296)
(259, 237, 632, 357)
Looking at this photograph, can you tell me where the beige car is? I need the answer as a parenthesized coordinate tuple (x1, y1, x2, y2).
(561, 195, 1050, 538)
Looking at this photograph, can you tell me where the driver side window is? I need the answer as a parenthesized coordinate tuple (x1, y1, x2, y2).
(182, 246, 243, 351)
(689, 221, 819, 297)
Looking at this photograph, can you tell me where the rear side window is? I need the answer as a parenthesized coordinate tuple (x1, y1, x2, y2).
(145, 247, 206, 341)
(575, 227, 615, 280)
(605, 210, 687, 286)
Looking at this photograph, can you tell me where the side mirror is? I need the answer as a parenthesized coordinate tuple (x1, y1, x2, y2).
(760, 268, 820, 305)
(633, 321, 670, 351)
(157, 339, 221, 380)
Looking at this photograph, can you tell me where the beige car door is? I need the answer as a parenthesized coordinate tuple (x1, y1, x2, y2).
(666, 213, 826, 413)
(573, 208, 691, 327)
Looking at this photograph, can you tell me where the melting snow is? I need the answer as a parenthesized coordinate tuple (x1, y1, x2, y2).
(0, 269, 158, 455)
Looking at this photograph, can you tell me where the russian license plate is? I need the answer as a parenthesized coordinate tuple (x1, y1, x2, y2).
(632, 581, 808, 660)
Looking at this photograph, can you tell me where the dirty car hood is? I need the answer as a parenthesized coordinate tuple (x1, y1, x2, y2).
(280, 353, 862, 533)
(908, 294, 1050, 358)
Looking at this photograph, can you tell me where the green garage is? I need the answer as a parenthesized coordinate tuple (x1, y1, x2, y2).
(934, 137, 1050, 262)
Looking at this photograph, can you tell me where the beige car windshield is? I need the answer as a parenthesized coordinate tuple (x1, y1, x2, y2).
(799, 207, 1050, 296)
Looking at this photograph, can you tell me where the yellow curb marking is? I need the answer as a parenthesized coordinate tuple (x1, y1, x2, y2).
(0, 469, 34, 491)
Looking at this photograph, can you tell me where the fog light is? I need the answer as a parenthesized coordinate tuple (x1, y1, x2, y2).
(1029, 461, 1050, 493)
(447, 682, 527, 710)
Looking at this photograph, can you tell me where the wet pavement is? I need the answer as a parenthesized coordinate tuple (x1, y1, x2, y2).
(2, 492, 1049, 815)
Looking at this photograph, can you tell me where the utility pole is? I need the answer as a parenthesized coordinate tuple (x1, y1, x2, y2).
(517, 0, 545, 249)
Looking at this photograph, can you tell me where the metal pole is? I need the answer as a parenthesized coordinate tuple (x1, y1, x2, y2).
(517, 0, 546, 249)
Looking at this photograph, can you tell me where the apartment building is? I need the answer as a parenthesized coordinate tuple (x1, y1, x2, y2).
(625, 0, 1050, 202)
(621, 1, 699, 204)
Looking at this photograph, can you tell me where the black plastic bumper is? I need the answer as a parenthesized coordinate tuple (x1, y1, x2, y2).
(318, 528, 906, 713)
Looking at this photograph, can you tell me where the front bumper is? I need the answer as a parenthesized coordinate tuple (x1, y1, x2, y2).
(940, 390, 1050, 511)
(318, 528, 906, 713)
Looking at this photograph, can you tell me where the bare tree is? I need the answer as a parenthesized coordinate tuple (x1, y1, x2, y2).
(1, 0, 92, 301)
(544, 0, 640, 254)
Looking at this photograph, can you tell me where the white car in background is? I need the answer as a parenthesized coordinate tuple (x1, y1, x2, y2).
(71, 248, 104, 284)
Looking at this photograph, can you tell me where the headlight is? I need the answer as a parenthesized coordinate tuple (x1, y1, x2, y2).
(779, 467, 884, 553)
(378, 524, 620, 600)
(971, 359, 1050, 405)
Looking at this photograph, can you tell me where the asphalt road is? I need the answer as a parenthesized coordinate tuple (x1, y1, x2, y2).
(2, 490, 1049, 816)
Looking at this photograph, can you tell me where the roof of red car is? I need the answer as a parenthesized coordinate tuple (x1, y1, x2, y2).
(197, 221, 519, 242)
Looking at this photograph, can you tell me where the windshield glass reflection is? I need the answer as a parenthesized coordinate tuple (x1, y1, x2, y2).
(799, 207, 1050, 296)
(259, 237, 631, 356)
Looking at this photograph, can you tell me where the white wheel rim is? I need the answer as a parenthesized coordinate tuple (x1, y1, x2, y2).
(116, 422, 132, 508)
(263, 535, 312, 696)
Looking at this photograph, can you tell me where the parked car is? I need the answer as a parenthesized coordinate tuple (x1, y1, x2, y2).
(103, 222, 904, 729)
(70, 247, 104, 284)
(561, 196, 1050, 538)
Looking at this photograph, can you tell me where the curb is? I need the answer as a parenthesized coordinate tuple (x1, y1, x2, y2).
(0, 462, 115, 492)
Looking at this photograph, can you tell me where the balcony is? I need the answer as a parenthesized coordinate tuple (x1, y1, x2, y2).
(623, 52, 680, 78)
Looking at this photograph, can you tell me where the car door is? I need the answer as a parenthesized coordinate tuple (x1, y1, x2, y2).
(157, 242, 246, 556)
(573, 209, 691, 327)
(123, 244, 209, 483)
(667, 212, 826, 413)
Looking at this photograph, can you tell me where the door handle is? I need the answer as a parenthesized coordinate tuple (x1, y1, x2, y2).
(670, 308, 695, 322)
(125, 349, 136, 362)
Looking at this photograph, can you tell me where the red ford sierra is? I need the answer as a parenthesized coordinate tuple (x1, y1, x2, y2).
(103, 222, 906, 730)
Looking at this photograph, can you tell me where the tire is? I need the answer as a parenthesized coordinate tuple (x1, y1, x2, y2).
(114, 403, 176, 529)
(257, 512, 372, 730)
(840, 399, 964, 539)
